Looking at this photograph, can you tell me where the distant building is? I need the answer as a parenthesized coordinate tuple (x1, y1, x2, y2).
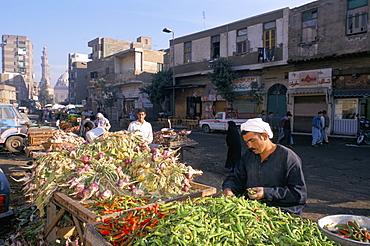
(68, 53, 89, 105)
(87, 36, 165, 121)
(54, 71, 69, 103)
(1, 34, 37, 106)
(39, 46, 54, 97)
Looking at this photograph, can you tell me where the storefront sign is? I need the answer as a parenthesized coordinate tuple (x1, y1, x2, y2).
(232, 77, 258, 91)
(289, 68, 332, 88)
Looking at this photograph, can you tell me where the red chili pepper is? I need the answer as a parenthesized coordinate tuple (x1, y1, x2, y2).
(100, 230, 111, 236)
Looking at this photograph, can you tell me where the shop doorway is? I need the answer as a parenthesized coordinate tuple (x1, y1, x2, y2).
(187, 97, 202, 119)
(267, 84, 287, 130)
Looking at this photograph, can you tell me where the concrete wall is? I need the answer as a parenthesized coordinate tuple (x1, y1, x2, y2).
(289, 0, 370, 61)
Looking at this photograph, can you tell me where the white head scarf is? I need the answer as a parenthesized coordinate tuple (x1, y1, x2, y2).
(241, 118, 273, 139)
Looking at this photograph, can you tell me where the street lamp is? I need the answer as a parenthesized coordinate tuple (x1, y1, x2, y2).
(163, 27, 176, 117)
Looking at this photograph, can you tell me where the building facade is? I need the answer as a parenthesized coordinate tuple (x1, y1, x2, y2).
(87, 36, 165, 121)
(68, 53, 89, 105)
(288, 0, 370, 135)
(164, 8, 290, 126)
(1, 35, 37, 106)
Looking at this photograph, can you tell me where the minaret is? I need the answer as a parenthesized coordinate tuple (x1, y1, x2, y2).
(40, 46, 54, 95)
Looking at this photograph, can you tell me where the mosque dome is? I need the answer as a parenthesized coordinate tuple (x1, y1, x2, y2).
(55, 71, 69, 86)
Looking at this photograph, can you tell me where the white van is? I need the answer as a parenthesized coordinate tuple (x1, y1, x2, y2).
(0, 104, 28, 152)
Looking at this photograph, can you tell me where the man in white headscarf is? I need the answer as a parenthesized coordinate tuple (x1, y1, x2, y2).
(222, 118, 307, 215)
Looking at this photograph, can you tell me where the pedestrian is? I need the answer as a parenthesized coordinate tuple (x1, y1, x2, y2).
(127, 108, 153, 143)
(221, 118, 307, 215)
(311, 111, 323, 147)
(257, 110, 267, 122)
(78, 116, 95, 138)
(94, 113, 111, 131)
(225, 121, 242, 172)
(279, 112, 293, 147)
(265, 112, 274, 130)
(322, 110, 330, 144)
(277, 112, 294, 145)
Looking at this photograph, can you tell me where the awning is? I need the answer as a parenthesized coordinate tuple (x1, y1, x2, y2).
(333, 89, 370, 97)
(201, 83, 215, 96)
(288, 87, 328, 94)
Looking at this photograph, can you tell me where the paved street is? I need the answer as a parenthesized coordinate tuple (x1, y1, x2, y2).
(171, 127, 370, 221)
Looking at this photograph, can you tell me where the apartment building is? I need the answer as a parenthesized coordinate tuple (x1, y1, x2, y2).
(165, 8, 291, 123)
(1, 35, 36, 106)
(68, 53, 89, 105)
(288, 0, 370, 135)
(87, 36, 165, 121)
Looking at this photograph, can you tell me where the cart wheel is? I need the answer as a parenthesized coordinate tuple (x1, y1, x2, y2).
(202, 124, 210, 133)
(364, 132, 370, 145)
(5, 136, 25, 152)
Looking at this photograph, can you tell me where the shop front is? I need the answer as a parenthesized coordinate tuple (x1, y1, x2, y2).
(332, 90, 370, 135)
(288, 68, 332, 133)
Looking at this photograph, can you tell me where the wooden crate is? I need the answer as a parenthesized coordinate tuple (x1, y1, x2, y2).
(28, 132, 54, 146)
(51, 181, 215, 225)
(42, 141, 77, 150)
(52, 192, 103, 225)
(84, 224, 113, 246)
(169, 140, 198, 148)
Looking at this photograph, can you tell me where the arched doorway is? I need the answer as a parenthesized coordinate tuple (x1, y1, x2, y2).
(267, 84, 287, 129)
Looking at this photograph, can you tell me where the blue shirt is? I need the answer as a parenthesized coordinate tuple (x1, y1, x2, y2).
(312, 115, 322, 129)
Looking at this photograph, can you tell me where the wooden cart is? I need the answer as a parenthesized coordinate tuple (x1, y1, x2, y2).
(45, 182, 216, 245)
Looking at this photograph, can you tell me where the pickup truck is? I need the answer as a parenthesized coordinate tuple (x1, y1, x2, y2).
(199, 111, 257, 133)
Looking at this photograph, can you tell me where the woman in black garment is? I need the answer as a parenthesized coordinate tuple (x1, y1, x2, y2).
(225, 121, 242, 172)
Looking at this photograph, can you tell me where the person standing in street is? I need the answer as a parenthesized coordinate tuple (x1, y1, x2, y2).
(127, 108, 153, 143)
(279, 112, 293, 147)
(257, 110, 267, 122)
(277, 112, 294, 146)
(225, 121, 242, 172)
(311, 111, 323, 147)
(265, 112, 274, 130)
(322, 110, 330, 144)
(222, 118, 307, 215)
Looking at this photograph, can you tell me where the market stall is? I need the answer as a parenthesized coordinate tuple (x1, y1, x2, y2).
(5, 128, 369, 246)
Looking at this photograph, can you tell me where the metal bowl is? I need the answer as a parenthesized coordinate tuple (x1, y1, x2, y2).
(179, 130, 192, 136)
(161, 128, 174, 132)
(317, 214, 370, 246)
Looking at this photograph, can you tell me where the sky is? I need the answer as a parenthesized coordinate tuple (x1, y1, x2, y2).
(1, 0, 315, 85)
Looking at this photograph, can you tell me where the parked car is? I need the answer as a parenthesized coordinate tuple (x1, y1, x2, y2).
(0, 103, 28, 152)
(0, 168, 13, 219)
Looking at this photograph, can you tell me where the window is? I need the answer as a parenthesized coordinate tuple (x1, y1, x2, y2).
(184, 42, 192, 63)
(334, 99, 357, 119)
(236, 29, 248, 54)
(157, 63, 163, 72)
(18, 61, 26, 67)
(263, 22, 276, 49)
(90, 71, 98, 78)
(347, 0, 368, 35)
(18, 41, 25, 45)
(106, 67, 110, 74)
(302, 9, 318, 43)
(18, 47, 26, 55)
(19, 68, 26, 73)
(211, 35, 220, 59)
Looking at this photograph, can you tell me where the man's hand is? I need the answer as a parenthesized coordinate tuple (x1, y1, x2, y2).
(247, 187, 264, 200)
(222, 188, 234, 197)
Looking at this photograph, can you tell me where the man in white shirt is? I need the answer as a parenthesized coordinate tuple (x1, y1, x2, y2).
(127, 108, 153, 143)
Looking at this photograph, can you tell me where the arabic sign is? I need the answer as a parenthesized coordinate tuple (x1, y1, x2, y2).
(288, 68, 332, 88)
(232, 77, 258, 91)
